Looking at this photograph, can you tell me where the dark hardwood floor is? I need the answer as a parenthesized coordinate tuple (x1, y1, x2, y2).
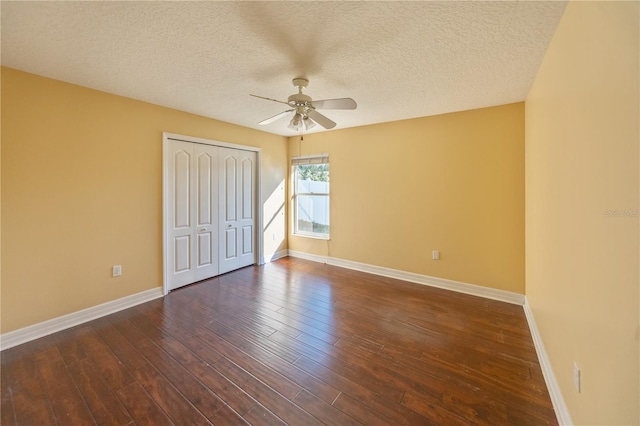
(1, 257, 557, 425)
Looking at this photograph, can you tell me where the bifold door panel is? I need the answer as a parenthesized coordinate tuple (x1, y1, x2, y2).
(219, 148, 256, 274)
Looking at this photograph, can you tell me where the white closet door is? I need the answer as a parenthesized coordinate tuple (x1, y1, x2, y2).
(219, 148, 240, 274)
(166, 140, 218, 290)
(219, 147, 256, 274)
(164, 136, 257, 291)
(238, 150, 256, 268)
(193, 144, 219, 281)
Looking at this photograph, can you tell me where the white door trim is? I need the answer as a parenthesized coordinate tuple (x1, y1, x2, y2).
(162, 132, 263, 295)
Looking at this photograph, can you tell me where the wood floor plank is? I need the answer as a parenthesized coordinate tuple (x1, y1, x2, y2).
(215, 326, 302, 365)
(293, 355, 415, 425)
(279, 308, 341, 344)
(0, 360, 17, 426)
(402, 390, 470, 425)
(107, 308, 229, 421)
(115, 381, 175, 426)
(209, 404, 251, 426)
(441, 390, 509, 425)
(507, 402, 559, 425)
(65, 357, 133, 425)
(292, 389, 363, 426)
(243, 404, 288, 426)
(74, 326, 136, 392)
(229, 307, 303, 340)
(189, 330, 303, 400)
(179, 353, 258, 416)
(3, 351, 58, 425)
(132, 362, 212, 425)
(33, 347, 96, 424)
(215, 334, 342, 405)
(107, 311, 151, 345)
(278, 334, 407, 403)
(213, 356, 323, 426)
(160, 304, 341, 406)
(1, 257, 557, 425)
(54, 326, 90, 366)
(91, 317, 148, 371)
(297, 334, 419, 402)
(156, 339, 225, 397)
(331, 392, 400, 425)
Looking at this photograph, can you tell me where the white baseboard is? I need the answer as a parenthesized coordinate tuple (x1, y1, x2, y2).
(286, 250, 328, 264)
(0, 288, 164, 351)
(524, 297, 572, 425)
(262, 249, 289, 264)
(287, 250, 525, 305)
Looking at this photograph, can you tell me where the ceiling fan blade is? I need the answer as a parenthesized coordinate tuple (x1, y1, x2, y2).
(307, 109, 336, 129)
(250, 94, 289, 106)
(258, 109, 294, 125)
(311, 98, 357, 110)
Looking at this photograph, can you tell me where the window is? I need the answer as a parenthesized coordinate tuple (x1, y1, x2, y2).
(292, 154, 330, 238)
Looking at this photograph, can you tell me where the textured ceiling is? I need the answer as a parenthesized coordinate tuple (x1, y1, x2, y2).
(1, 1, 566, 136)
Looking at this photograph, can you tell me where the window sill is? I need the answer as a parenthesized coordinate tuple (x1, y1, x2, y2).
(293, 233, 330, 241)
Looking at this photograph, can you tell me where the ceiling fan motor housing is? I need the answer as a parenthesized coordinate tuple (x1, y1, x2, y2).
(288, 93, 312, 108)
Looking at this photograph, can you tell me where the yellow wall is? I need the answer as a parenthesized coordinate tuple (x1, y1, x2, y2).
(1, 67, 288, 333)
(288, 103, 525, 293)
(525, 2, 639, 424)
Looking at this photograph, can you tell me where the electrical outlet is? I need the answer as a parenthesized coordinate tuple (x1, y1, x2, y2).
(573, 362, 581, 393)
(112, 265, 122, 277)
(432, 250, 440, 260)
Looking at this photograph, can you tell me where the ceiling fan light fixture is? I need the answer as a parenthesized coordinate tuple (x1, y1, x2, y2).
(303, 115, 316, 130)
(288, 113, 302, 130)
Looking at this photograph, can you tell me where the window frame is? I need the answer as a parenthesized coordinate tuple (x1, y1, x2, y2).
(291, 155, 330, 240)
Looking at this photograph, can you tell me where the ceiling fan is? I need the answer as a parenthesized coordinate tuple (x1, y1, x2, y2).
(251, 78, 357, 131)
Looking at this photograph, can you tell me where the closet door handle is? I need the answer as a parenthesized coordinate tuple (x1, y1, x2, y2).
(199, 228, 207, 232)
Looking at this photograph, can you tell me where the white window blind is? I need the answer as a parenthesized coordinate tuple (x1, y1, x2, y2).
(291, 154, 330, 166)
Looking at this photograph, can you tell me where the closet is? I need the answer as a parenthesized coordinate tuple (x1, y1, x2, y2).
(163, 134, 257, 292)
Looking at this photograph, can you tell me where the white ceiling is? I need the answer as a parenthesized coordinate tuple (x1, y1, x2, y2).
(1, 1, 566, 137)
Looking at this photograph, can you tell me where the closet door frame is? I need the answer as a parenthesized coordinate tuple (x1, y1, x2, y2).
(162, 132, 263, 295)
